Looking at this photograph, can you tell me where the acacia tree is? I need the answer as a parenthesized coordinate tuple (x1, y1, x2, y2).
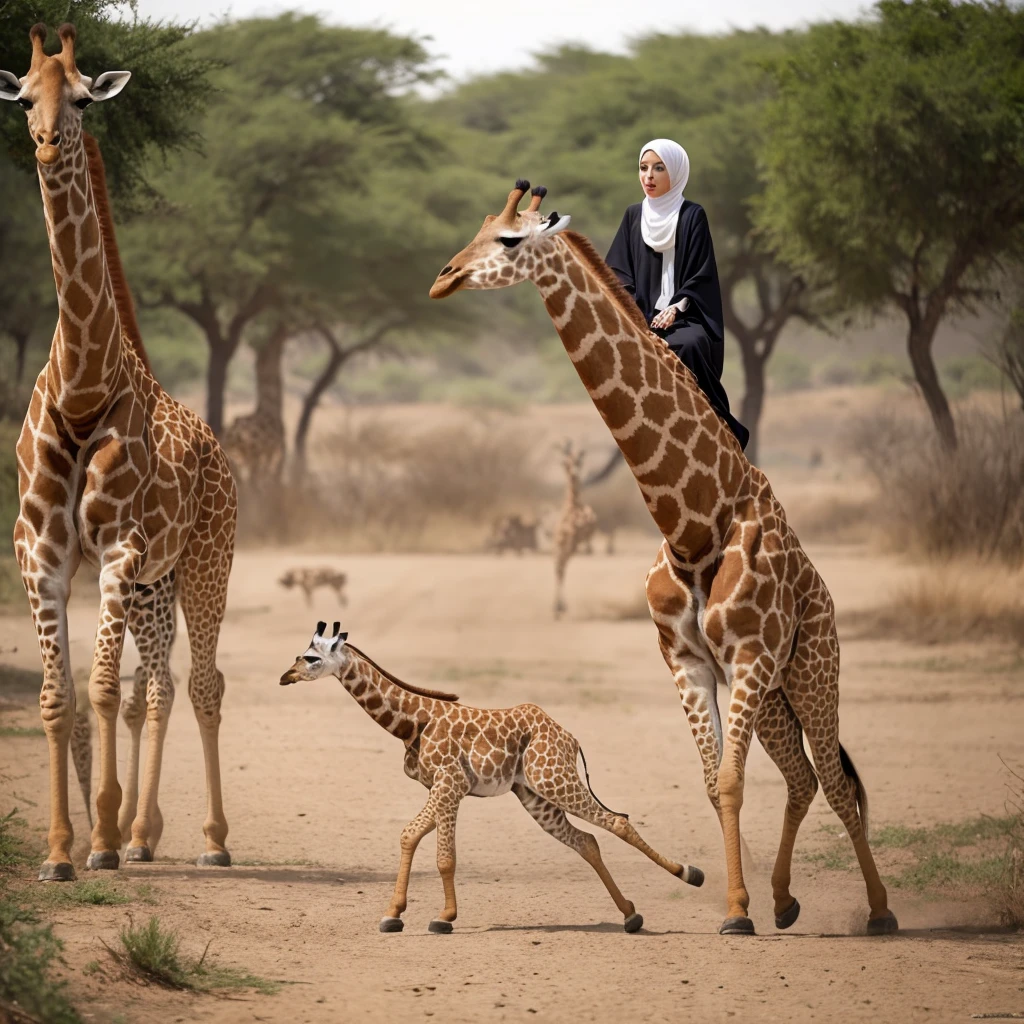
(124, 14, 442, 436)
(756, 0, 1024, 451)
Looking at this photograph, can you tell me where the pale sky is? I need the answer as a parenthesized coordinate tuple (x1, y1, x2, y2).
(128, 0, 870, 81)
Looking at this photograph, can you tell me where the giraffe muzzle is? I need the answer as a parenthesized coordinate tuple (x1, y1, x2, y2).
(429, 267, 466, 300)
(36, 143, 60, 165)
(280, 670, 299, 686)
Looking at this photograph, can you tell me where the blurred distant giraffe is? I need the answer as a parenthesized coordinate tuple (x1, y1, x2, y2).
(2, 25, 236, 880)
(552, 440, 598, 619)
(223, 326, 288, 486)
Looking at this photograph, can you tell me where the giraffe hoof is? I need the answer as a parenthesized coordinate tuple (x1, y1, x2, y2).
(681, 865, 704, 887)
(124, 845, 153, 863)
(379, 917, 404, 933)
(38, 861, 76, 882)
(623, 913, 644, 933)
(719, 916, 756, 936)
(196, 851, 232, 868)
(866, 910, 898, 936)
(428, 919, 454, 934)
(775, 899, 801, 930)
(86, 850, 120, 871)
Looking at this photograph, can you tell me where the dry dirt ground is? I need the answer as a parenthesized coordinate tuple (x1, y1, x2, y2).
(1, 542, 1022, 1024)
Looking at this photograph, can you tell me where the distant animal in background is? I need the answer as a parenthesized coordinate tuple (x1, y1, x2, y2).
(280, 622, 705, 934)
(223, 326, 288, 487)
(485, 514, 539, 555)
(278, 568, 348, 607)
(553, 440, 599, 618)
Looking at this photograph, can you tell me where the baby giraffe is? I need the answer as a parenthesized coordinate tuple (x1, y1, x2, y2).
(280, 622, 704, 934)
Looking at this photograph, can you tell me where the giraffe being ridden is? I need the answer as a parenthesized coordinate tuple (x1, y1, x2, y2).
(552, 439, 598, 619)
(429, 181, 897, 936)
(2, 24, 237, 880)
(281, 622, 704, 934)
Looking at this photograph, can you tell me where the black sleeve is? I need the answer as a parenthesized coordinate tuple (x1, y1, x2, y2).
(605, 209, 636, 298)
(669, 205, 725, 346)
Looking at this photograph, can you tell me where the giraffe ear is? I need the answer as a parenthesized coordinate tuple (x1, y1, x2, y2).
(87, 70, 131, 103)
(540, 212, 571, 236)
(0, 71, 22, 101)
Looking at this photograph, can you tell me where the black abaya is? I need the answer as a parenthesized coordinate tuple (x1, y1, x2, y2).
(606, 201, 749, 449)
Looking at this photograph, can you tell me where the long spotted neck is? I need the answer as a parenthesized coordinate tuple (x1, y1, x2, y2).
(337, 650, 432, 745)
(254, 328, 286, 422)
(533, 235, 748, 561)
(38, 125, 123, 423)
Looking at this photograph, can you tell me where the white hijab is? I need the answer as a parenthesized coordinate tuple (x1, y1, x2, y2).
(639, 139, 690, 310)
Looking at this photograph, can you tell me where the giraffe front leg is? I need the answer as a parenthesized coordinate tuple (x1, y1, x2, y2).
(380, 794, 438, 933)
(716, 655, 773, 935)
(427, 772, 470, 934)
(87, 548, 143, 870)
(18, 533, 79, 881)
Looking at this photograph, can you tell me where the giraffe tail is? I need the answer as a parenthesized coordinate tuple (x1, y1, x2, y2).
(71, 706, 93, 831)
(578, 746, 629, 820)
(838, 742, 868, 841)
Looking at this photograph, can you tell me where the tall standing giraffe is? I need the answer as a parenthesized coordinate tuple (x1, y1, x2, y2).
(552, 439, 598, 619)
(429, 181, 897, 936)
(223, 325, 288, 486)
(1, 24, 237, 880)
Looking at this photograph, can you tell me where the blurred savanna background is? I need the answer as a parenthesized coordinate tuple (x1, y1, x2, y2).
(1, 2, 1023, 1022)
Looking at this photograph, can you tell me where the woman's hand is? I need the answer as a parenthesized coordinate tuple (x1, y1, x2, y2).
(651, 306, 677, 330)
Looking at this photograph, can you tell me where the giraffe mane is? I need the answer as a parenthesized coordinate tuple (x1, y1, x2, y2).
(345, 643, 460, 703)
(560, 231, 653, 335)
(82, 132, 153, 377)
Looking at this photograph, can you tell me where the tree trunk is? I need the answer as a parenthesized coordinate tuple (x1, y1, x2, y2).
(737, 340, 767, 466)
(294, 343, 346, 466)
(206, 341, 232, 438)
(907, 320, 957, 452)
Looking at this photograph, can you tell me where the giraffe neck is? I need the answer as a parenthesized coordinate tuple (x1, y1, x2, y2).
(533, 234, 747, 561)
(336, 651, 431, 745)
(38, 127, 124, 423)
(254, 329, 285, 421)
(564, 472, 581, 509)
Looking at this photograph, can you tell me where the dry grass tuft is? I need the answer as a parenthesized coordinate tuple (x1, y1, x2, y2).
(995, 761, 1024, 930)
(843, 563, 1024, 645)
(850, 406, 1024, 563)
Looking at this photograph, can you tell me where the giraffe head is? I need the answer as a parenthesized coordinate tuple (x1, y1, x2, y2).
(560, 439, 585, 480)
(429, 180, 572, 299)
(280, 621, 349, 685)
(0, 23, 130, 168)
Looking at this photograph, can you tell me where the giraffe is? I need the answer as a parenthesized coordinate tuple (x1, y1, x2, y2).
(428, 181, 898, 936)
(223, 325, 288, 486)
(281, 622, 704, 933)
(552, 439, 598, 619)
(1, 24, 237, 880)
(278, 567, 348, 608)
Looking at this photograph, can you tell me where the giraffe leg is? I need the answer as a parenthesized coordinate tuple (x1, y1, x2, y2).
(117, 667, 146, 848)
(178, 541, 233, 867)
(754, 687, 819, 928)
(512, 783, 640, 931)
(646, 549, 724, 813)
(124, 573, 177, 861)
(17, 535, 80, 881)
(787, 687, 896, 935)
(553, 553, 568, 619)
(713, 653, 777, 935)
(87, 544, 145, 870)
(71, 702, 93, 832)
(380, 793, 439, 932)
(427, 770, 470, 933)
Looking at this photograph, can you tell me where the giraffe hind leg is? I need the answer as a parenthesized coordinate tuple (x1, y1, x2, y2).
(124, 572, 177, 861)
(513, 783, 641, 932)
(754, 686, 818, 928)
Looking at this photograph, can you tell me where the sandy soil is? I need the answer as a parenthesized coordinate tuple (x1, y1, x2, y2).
(1, 544, 1022, 1024)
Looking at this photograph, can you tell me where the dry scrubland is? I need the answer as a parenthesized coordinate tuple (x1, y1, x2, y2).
(1, 388, 1022, 1024)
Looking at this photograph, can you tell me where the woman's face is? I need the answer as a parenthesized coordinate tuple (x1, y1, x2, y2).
(639, 150, 671, 198)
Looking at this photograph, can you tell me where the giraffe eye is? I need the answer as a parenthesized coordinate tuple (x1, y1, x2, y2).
(498, 236, 524, 249)
(18, 97, 33, 110)
(302, 655, 321, 664)
(75, 97, 93, 110)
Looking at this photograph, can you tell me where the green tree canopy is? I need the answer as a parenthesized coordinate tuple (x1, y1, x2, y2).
(756, 0, 1024, 450)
